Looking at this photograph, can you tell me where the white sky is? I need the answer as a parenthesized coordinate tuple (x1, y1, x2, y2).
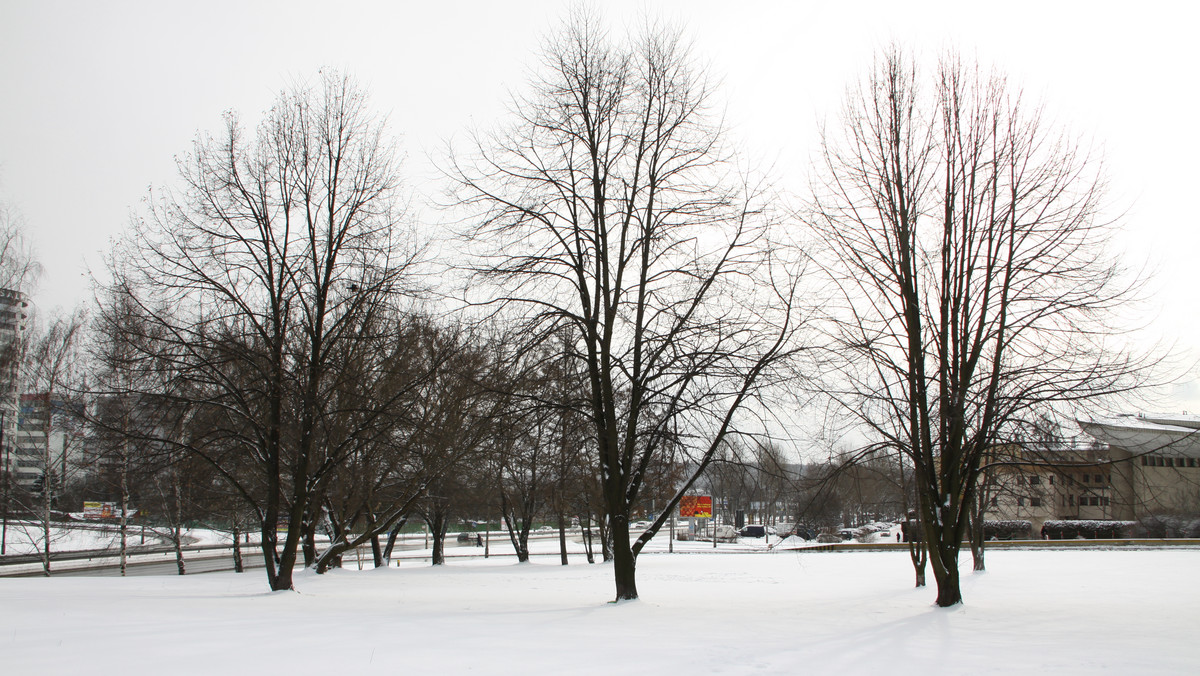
(2, 0, 1197, 413)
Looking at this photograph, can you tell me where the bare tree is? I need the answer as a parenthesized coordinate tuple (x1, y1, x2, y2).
(0, 203, 38, 556)
(22, 308, 87, 575)
(811, 48, 1151, 606)
(453, 10, 802, 601)
(111, 70, 420, 591)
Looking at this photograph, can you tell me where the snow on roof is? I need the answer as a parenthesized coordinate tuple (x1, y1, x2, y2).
(1077, 414, 1200, 456)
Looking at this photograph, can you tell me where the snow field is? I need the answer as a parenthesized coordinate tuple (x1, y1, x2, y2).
(1, 548, 1196, 675)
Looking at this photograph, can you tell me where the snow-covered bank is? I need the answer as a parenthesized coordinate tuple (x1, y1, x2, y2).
(2, 548, 1195, 675)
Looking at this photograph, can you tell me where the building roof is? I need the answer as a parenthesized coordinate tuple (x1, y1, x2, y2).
(1077, 414, 1200, 457)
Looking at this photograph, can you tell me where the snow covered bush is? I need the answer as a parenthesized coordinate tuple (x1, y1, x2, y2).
(983, 520, 1032, 540)
(1041, 520, 1135, 539)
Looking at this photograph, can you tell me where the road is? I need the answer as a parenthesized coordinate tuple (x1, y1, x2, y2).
(0, 534, 524, 577)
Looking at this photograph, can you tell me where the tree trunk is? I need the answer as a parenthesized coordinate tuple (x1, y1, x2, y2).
(429, 511, 448, 566)
(500, 493, 530, 563)
(371, 533, 383, 568)
(610, 515, 637, 601)
(969, 513, 986, 572)
(231, 521, 244, 573)
(927, 528, 964, 606)
(598, 513, 612, 563)
(302, 514, 318, 568)
(381, 516, 408, 566)
(41, 475, 51, 577)
(557, 510, 568, 566)
(582, 511, 595, 564)
(119, 446, 129, 577)
(970, 488, 987, 572)
(173, 477, 186, 575)
(908, 538, 927, 587)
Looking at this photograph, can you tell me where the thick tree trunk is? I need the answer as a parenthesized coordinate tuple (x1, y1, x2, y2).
(371, 534, 383, 568)
(272, 498, 308, 590)
(927, 525, 964, 606)
(259, 519, 279, 587)
(430, 512, 448, 566)
(610, 516, 637, 601)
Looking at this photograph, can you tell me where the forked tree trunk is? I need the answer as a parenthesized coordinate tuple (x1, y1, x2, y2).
(908, 537, 927, 587)
(582, 511, 595, 564)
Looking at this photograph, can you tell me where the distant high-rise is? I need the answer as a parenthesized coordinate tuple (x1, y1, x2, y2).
(0, 288, 29, 487)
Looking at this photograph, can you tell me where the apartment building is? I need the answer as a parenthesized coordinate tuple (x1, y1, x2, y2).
(982, 414, 1200, 533)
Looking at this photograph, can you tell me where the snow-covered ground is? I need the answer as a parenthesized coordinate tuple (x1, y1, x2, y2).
(0, 521, 249, 556)
(1, 521, 131, 555)
(1, 547, 1195, 675)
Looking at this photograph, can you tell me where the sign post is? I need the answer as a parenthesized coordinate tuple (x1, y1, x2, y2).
(679, 495, 713, 546)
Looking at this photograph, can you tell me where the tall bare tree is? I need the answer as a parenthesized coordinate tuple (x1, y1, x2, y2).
(0, 203, 38, 555)
(111, 70, 420, 591)
(22, 308, 87, 575)
(812, 48, 1150, 606)
(453, 10, 802, 600)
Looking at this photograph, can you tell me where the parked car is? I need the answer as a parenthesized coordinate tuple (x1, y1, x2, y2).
(714, 525, 739, 541)
(739, 525, 767, 538)
(791, 527, 816, 541)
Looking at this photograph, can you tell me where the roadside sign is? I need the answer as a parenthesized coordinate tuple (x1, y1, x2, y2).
(679, 495, 713, 518)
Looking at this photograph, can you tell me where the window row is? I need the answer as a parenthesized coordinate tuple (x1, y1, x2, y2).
(1141, 455, 1197, 468)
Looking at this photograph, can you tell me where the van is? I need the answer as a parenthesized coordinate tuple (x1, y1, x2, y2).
(739, 525, 766, 538)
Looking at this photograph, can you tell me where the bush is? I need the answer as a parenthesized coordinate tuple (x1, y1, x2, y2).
(982, 520, 1032, 540)
(1134, 515, 1200, 538)
(1041, 520, 1135, 540)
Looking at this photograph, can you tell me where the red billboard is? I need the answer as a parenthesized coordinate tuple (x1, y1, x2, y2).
(679, 495, 713, 518)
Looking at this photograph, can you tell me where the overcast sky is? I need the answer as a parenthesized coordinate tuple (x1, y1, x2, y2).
(2, 0, 1197, 414)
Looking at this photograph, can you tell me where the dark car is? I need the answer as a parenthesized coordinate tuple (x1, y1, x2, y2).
(739, 525, 766, 538)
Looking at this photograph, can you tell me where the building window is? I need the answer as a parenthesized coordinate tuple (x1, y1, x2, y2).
(1189, 458, 1197, 468)
(990, 497, 998, 507)
(1142, 456, 1150, 466)
(1030, 497, 1042, 507)
(1029, 475, 1040, 485)
(1082, 474, 1089, 483)
(1095, 474, 1104, 485)
(1068, 495, 1075, 506)
(1049, 475, 1055, 485)
(1101, 497, 1110, 507)
(1017, 497, 1025, 507)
